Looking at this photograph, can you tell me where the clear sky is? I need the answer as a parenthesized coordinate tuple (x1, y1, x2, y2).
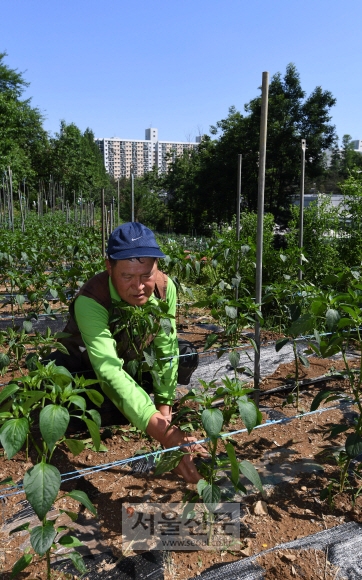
(2, 0, 361, 144)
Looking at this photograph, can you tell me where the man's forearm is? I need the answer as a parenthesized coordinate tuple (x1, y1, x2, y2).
(155, 404, 172, 423)
(146, 412, 173, 446)
(146, 412, 190, 449)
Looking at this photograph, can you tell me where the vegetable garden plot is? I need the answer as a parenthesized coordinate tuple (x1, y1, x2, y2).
(0, 304, 362, 577)
(2, 213, 362, 578)
(1, 359, 362, 579)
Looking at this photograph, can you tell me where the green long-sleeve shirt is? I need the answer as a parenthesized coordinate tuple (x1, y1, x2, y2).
(73, 276, 178, 431)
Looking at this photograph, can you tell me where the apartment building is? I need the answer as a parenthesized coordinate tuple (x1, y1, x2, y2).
(324, 138, 362, 167)
(351, 140, 362, 153)
(95, 128, 200, 179)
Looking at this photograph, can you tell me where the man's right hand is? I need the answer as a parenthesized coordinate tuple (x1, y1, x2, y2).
(146, 412, 208, 483)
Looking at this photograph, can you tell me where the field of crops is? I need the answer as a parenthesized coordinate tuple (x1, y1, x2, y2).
(1, 210, 362, 579)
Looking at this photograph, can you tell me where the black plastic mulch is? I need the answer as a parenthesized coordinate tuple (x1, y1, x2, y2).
(52, 550, 164, 579)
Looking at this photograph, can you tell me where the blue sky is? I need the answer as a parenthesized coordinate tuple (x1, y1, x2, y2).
(2, 0, 361, 144)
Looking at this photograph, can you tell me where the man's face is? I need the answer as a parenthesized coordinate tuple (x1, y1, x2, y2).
(106, 257, 158, 306)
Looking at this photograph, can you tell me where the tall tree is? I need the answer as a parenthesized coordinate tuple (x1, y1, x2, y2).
(49, 121, 110, 201)
(340, 134, 362, 177)
(119, 174, 169, 231)
(0, 52, 48, 192)
(163, 64, 337, 230)
(0, 51, 29, 95)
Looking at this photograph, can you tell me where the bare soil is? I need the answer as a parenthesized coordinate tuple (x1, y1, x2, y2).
(0, 321, 361, 579)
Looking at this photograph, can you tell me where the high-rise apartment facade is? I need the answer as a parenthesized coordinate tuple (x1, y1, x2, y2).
(95, 128, 200, 179)
(351, 140, 362, 153)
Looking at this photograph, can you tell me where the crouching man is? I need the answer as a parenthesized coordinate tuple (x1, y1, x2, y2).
(48, 222, 205, 483)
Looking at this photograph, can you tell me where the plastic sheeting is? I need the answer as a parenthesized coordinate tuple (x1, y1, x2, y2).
(191, 522, 362, 579)
(52, 550, 164, 579)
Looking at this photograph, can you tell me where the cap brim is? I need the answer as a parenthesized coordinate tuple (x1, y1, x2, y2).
(109, 247, 165, 260)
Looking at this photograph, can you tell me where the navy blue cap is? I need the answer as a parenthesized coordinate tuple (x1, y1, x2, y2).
(107, 222, 165, 260)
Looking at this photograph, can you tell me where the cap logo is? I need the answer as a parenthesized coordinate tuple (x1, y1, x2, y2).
(107, 222, 165, 260)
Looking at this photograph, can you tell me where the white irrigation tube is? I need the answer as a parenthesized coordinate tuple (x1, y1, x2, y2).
(0, 404, 340, 500)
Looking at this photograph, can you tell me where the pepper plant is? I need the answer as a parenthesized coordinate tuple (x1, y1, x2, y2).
(154, 350, 264, 536)
(274, 302, 315, 410)
(109, 297, 174, 387)
(0, 326, 28, 373)
(307, 272, 362, 502)
(193, 292, 262, 358)
(0, 361, 103, 577)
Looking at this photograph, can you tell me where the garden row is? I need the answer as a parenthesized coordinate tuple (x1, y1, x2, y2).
(1, 208, 362, 577)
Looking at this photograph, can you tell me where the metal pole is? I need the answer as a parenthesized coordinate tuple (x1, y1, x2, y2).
(254, 71, 269, 406)
(9, 168, 14, 231)
(23, 178, 26, 222)
(298, 139, 307, 281)
(80, 191, 83, 227)
(101, 189, 105, 257)
(18, 189, 25, 233)
(235, 154, 242, 301)
(117, 178, 120, 226)
(131, 169, 135, 222)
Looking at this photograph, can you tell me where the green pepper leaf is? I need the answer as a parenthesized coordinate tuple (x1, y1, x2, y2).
(11, 554, 33, 578)
(239, 460, 264, 495)
(225, 442, 240, 488)
(202, 408, 223, 438)
(30, 522, 56, 556)
(0, 418, 29, 458)
(345, 433, 362, 458)
(64, 438, 85, 456)
(66, 490, 97, 516)
(24, 463, 61, 520)
(202, 483, 221, 512)
(237, 396, 262, 434)
(39, 405, 69, 452)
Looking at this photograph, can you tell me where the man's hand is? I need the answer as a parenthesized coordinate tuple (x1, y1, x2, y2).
(146, 412, 208, 484)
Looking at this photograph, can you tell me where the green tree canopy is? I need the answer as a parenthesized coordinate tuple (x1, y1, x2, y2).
(0, 52, 111, 202)
(0, 52, 48, 192)
(0, 51, 29, 96)
(119, 172, 169, 231)
(49, 121, 110, 200)
(339, 135, 362, 177)
(163, 63, 337, 232)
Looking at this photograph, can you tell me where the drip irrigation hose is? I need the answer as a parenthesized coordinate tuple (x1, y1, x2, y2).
(258, 372, 354, 398)
(0, 324, 359, 498)
(0, 404, 341, 501)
